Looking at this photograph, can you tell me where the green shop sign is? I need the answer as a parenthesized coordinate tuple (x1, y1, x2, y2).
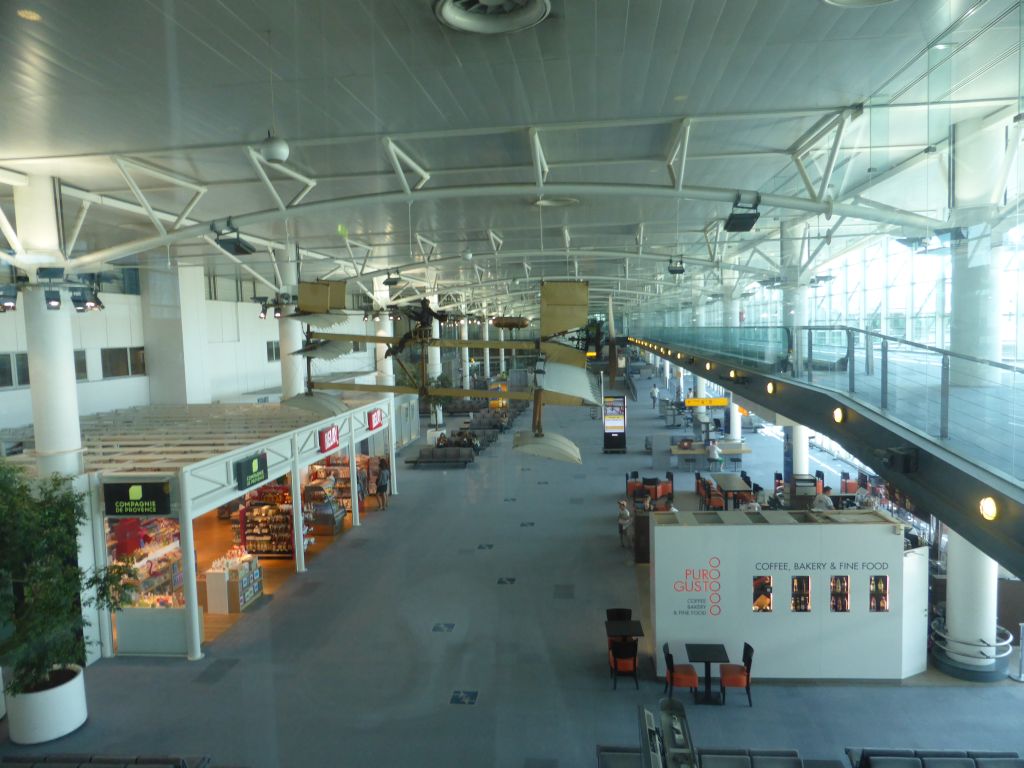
(104, 481, 173, 517)
(234, 452, 269, 491)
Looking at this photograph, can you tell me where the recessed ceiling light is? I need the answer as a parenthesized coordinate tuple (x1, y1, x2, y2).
(979, 497, 997, 521)
(533, 196, 579, 208)
(435, 0, 551, 35)
(17, 8, 41, 20)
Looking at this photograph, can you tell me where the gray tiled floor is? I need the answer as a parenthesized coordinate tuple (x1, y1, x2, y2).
(2, 389, 1023, 767)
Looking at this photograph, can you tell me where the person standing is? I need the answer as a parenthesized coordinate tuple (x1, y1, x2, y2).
(376, 457, 391, 510)
(854, 483, 872, 507)
(356, 464, 368, 506)
(650, 382, 659, 410)
(706, 439, 722, 471)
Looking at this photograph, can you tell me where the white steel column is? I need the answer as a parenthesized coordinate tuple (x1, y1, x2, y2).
(460, 318, 470, 391)
(482, 319, 491, 379)
(950, 117, 1002, 386)
(278, 248, 304, 399)
(945, 528, 998, 666)
(15, 176, 84, 477)
(22, 286, 84, 476)
(348, 424, 361, 527)
(177, 471, 203, 661)
(387, 399, 398, 496)
(498, 328, 506, 374)
(780, 221, 807, 375)
(290, 435, 306, 573)
(728, 400, 742, 441)
(427, 294, 442, 380)
(662, 359, 671, 388)
(791, 424, 810, 476)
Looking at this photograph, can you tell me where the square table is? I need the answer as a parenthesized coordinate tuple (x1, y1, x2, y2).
(685, 643, 730, 704)
(605, 620, 644, 638)
(712, 473, 751, 509)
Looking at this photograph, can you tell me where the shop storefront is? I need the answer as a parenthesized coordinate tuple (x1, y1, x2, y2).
(651, 507, 929, 679)
(81, 396, 398, 661)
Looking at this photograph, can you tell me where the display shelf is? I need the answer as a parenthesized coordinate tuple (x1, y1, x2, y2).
(205, 554, 263, 614)
(235, 504, 313, 558)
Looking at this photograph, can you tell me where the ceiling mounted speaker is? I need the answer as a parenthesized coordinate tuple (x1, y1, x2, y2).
(435, 0, 551, 34)
(383, 272, 401, 287)
(260, 132, 290, 164)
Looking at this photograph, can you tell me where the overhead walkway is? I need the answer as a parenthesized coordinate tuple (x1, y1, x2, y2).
(626, 324, 1024, 578)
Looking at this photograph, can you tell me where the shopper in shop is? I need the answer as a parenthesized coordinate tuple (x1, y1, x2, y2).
(376, 457, 391, 510)
(356, 464, 368, 506)
(617, 500, 632, 548)
(812, 485, 835, 511)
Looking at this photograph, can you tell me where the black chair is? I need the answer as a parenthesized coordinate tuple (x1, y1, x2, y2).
(712, 417, 723, 435)
(606, 608, 632, 621)
(665, 471, 674, 501)
(630, 470, 639, 480)
(609, 638, 639, 690)
(720, 642, 754, 706)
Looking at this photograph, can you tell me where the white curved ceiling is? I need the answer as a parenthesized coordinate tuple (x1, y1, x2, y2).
(0, 0, 1018, 316)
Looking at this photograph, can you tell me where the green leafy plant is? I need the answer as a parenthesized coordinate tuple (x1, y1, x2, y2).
(0, 461, 136, 695)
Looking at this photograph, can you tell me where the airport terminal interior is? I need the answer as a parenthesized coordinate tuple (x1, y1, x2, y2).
(2, 1, 1024, 767)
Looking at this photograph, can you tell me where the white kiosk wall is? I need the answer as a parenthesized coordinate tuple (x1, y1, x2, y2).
(651, 513, 928, 680)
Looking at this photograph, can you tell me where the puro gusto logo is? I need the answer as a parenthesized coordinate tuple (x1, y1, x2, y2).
(673, 556, 722, 616)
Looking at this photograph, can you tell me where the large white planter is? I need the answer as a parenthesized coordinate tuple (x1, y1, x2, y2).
(4, 664, 87, 744)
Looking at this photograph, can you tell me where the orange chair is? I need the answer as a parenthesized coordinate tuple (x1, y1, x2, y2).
(720, 642, 754, 706)
(703, 481, 725, 511)
(662, 643, 698, 699)
(609, 639, 639, 689)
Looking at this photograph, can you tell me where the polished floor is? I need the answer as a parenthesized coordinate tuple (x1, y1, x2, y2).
(2, 387, 1023, 767)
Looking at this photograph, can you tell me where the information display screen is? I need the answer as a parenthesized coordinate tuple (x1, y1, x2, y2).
(603, 396, 626, 435)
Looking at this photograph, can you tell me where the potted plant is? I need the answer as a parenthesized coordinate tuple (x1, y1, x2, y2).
(0, 461, 135, 744)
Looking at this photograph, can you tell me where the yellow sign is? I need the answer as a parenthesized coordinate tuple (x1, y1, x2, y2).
(684, 397, 729, 408)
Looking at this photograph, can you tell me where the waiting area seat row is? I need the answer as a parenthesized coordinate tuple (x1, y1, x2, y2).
(846, 750, 1024, 768)
(0, 756, 227, 768)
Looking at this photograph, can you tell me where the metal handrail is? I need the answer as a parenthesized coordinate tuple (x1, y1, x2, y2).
(929, 617, 1014, 660)
(803, 325, 1024, 375)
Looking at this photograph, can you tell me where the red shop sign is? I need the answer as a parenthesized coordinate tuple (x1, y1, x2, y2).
(318, 424, 340, 453)
(367, 408, 384, 431)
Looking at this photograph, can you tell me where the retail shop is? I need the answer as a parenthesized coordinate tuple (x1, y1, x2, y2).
(52, 397, 399, 661)
(650, 507, 929, 680)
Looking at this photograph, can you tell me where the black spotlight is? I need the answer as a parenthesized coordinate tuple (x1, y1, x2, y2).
(0, 285, 17, 311)
(44, 289, 61, 310)
(258, 303, 268, 319)
(70, 289, 88, 312)
(724, 194, 761, 232)
(273, 305, 283, 319)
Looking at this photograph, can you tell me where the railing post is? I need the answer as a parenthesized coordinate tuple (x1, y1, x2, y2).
(847, 329, 855, 394)
(940, 354, 950, 439)
(880, 340, 888, 411)
(806, 329, 814, 384)
(865, 334, 874, 376)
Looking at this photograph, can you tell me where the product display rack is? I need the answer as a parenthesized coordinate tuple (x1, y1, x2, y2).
(235, 503, 313, 558)
(106, 518, 184, 607)
(303, 477, 348, 535)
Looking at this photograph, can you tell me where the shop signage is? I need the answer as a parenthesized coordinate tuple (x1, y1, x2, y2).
(103, 481, 173, 517)
(367, 408, 384, 431)
(684, 397, 729, 408)
(318, 424, 340, 453)
(234, 452, 269, 491)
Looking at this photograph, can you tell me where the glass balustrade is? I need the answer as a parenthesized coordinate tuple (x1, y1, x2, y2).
(628, 324, 1024, 484)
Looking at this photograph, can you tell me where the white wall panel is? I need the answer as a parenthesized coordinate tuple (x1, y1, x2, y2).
(103, 302, 131, 347)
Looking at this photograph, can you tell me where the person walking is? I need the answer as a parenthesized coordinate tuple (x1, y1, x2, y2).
(356, 464, 367, 506)
(375, 457, 391, 510)
(650, 382, 660, 410)
(617, 500, 632, 548)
